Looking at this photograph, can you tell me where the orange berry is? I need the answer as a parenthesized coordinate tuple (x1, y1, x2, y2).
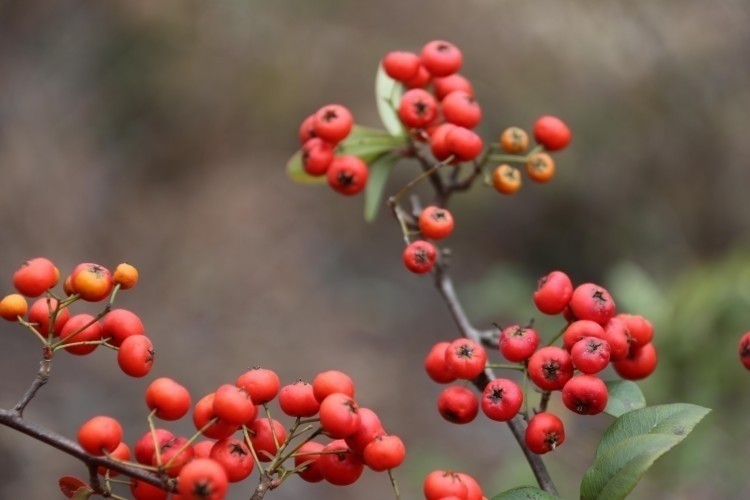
(526, 153, 556, 183)
(70, 263, 113, 302)
(492, 165, 522, 194)
(500, 126, 529, 154)
(0, 294, 28, 321)
(113, 263, 139, 290)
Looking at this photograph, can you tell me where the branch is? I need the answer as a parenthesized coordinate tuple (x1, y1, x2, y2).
(250, 473, 274, 500)
(13, 355, 52, 416)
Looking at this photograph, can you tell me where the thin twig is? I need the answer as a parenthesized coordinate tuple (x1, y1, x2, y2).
(13, 357, 53, 416)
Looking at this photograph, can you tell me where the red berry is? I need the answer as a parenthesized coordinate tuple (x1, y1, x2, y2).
(421, 40, 462, 77)
(444, 338, 487, 380)
(562, 375, 608, 415)
(247, 418, 286, 462)
(298, 114, 316, 144)
(13, 257, 58, 297)
(403, 64, 431, 89)
(424, 342, 457, 384)
(344, 407, 384, 454)
(613, 343, 657, 380)
(525, 413, 565, 454)
(419, 206, 455, 240)
(295, 441, 325, 483)
(155, 436, 194, 477)
(134, 429, 175, 465)
(534, 271, 574, 315)
(102, 443, 131, 476)
(176, 458, 228, 500)
(193, 394, 240, 440)
(533, 115, 572, 151)
(146, 378, 192, 421)
(571, 337, 611, 374)
(213, 384, 257, 425)
(70, 263, 113, 302)
(59, 314, 103, 355)
(319, 440, 364, 486)
(446, 126, 483, 162)
(382, 51, 421, 81)
(424, 470, 469, 500)
(28, 297, 70, 336)
(562, 320, 607, 351)
(319, 393, 361, 438)
(437, 385, 478, 424)
(130, 479, 168, 500)
(569, 283, 615, 325)
(302, 138, 334, 176)
(603, 317, 631, 361)
(616, 313, 654, 348)
(456, 472, 483, 500)
(312, 370, 355, 402)
(403, 240, 437, 274)
(481, 378, 523, 422)
(363, 434, 406, 471)
(499, 325, 540, 362)
(327, 155, 369, 195)
(279, 380, 320, 417)
(77, 416, 122, 456)
(528, 346, 574, 391)
(235, 367, 280, 405)
(429, 123, 457, 161)
(398, 88, 437, 128)
(209, 438, 254, 483)
(433, 74, 473, 100)
(117, 335, 155, 378)
(739, 332, 750, 370)
(194, 440, 215, 458)
(313, 104, 353, 144)
(442, 91, 481, 129)
(101, 308, 144, 347)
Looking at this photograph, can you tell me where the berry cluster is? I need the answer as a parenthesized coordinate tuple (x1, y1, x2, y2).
(424, 270, 657, 455)
(74, 368, 405, 499)
(423, 469, 484, 500)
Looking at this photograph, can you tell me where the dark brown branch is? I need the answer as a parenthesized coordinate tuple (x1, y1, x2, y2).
(14, 356, 52, 416)
(250, 473, 274, 500)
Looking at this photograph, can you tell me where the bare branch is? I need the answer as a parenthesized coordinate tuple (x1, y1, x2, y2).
(13, 356, 52, 416)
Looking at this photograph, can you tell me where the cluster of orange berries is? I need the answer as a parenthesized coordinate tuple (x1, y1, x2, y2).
(424, 270, 657, 455)
(74, 368, 405, 499)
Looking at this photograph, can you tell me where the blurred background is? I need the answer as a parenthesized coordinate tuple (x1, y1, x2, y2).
(1, 0, 750, 498)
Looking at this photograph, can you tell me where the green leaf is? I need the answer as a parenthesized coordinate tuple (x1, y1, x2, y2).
(581, 404, 710, 500)
(286, 149, 327, 184)
(603, 380, 646, 417)
(490, 486, 560, 500)
(375, 64, 406, 137)
(364, 153, 399, 222)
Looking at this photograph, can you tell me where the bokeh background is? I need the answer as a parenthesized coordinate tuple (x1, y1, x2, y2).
(1, 1, 750, 498)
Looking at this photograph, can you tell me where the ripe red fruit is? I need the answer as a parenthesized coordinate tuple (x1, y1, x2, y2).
(117, 335, 155, 378)
(382, 51, 421, 81)
(499, 325, 540, 362)
(327, 155, 369, 195)
(562, 375, 608, 415)
(421, 40, 463, 77)
(279, 380, 321, 417)
(363, 434, 406, 471)
(424, 470, 469, 499)
(101, 308, 144, 347)
(456, 472, 483, 500)
(176, 458, 228, 500)
(562, 320, 607, 351)
(319, 440, 364, 486)
(525, 413, 565, 454)
(248, 418, 286, 462)
(301, 138, 334, 176)
(571, 337, 611, 374)
(444, 338, 487, 380)
(97, 441, 131, 476)
(569, 283, 616, 325)
(235, 367, 281, 405)
(398, 88, 437, 128)
(193, 394, 240, 440)
(313, 104, 353, 144)
(209, 438, 254, 482)
(319, 393, 361, 438)
(213, 384, 257, 425)
(130, 479, 168, 500)
(59, 314, 103, 355)
(433, 74, 473, 100)
(0, 294, 27, 322)
(533, 115, 572, 151)
(419, 206, 455, 240)
(70, 263, 113, 302)
(344, 407, 384, 454)
(481, 378, 523, 422)
(312, 370, 355, 402)
(446, 126, 483, 161)
(295, 441, 325, 483)
(134, 429, 175, 465)
(739, 332, 750, 370)
(616, 313, 654, 348)
(528, 346, 574, 391)
(194, 440, 215, 458)
(603, 317, 631, 361)
(437, 385, 479, 424)
(146, 378, 192, 421)
(77, 416, 123, 456)
(429, 123, 457, 161)
(155, 436, 194, 477)
(442, 91, 481, 129)
(424, 342, 457, 384)
(13, 257, 58, 297)
(534, 271, 574, 315)
(403, 64, 431, 89)
(299, 114, 316, 144)
(403, 240, 437, 274)
(613, 343, 657, 380)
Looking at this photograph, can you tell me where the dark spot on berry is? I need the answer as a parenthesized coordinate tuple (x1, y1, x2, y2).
(337, 172, 355, 188)
(192, 481, 216, 499)
(544, 432, 560, 450)
(431, 210, 447, 221)
(586, 340, 603, 353)
(231, 443, 248, 456)
(457, 343, 474, 359)
(323, 109, 338, 122)
(512, 327, 526, 337)
(488, 388, 504, 404)
(436, 43, 451, 52)
(414, 100, 429, 117)
(414, 248, 429, 264)
(542, 360, 560, 380)
(592, 290, 608, 304)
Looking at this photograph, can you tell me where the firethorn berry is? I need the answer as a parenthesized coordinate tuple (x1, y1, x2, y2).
(13, 257, 58, 297)
(456, 472, 483, 500)
(279, 380, 321, 417)
(313, 104, 353, 144)
(429, 123, 457, 161)
(0, 294, 27, 321)
(403, 240, 437, 274)
(616, 313, 654, 348)
(525, 152, 556, 183)
(194, 440, 215, 458)
(444, 338, 487, 380)
(424, 342, 458, 384)
(63, 276, 74, 296)
(382, 51, 421, 81)
(739, 332, 750, 370)
(570, 283, 616, 325)
(77, 416, 123, 455)
(70, 263, 113, 302)
(295, 441, 325, 482)
(442, 91, 482, 129)
(500, 127, 529, 154)
(481, 378, 523, 422)
(176, 458, 228, 500)
(562, 375, 608, 415)
(112, 262, 138, 290)
(603, 317, 630, 361)
(117, 335, 155, 377)
(421, 40, 462, 77)
(433, 74, 473, 100)
(319, 440, 365, 486)
(298, 114, 316, 144)
(235, 367, 281, 404)
(146, 378, 192, 421)
(363, 434, 406, 471)
(312, 369, 355, 402)
(326, 155, 369, 195)
(571, 337, 611, 374)
(492, 164, 522, 195)
(193, 394, 240, 440)
(97, 441, 130, 476)
(345, 407, 385, 454)
(613, 343, 657, 380)
(130, 479, 168, 500)
(562, 320, 607, 351)
(534, 270, 574, 315)
(209, 438, 254, 482)
(27, 297, 70, 335)
(437, 385, 479, 424)
(533, 115, 572, 151)
(134, 428, 175, 464)
(248, 417, 286, 462)
(419, 206, 455, 240)
(525, 413, 565, 454)
(59, 314, 103, 355)
(398, 88, 437, 128)
(319, 393, 361, 438)
(528, 346, 574, 391)
(446, 126, 483, 161)
(424, 470, 469, 500)
(301, 137, 334, 176)
(156, 436, 194, 476)
(101, 308, 145, 347)
(499, 325, 540, 362)
(403, 64, 431, 89)
(213, 384, 257, 425)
